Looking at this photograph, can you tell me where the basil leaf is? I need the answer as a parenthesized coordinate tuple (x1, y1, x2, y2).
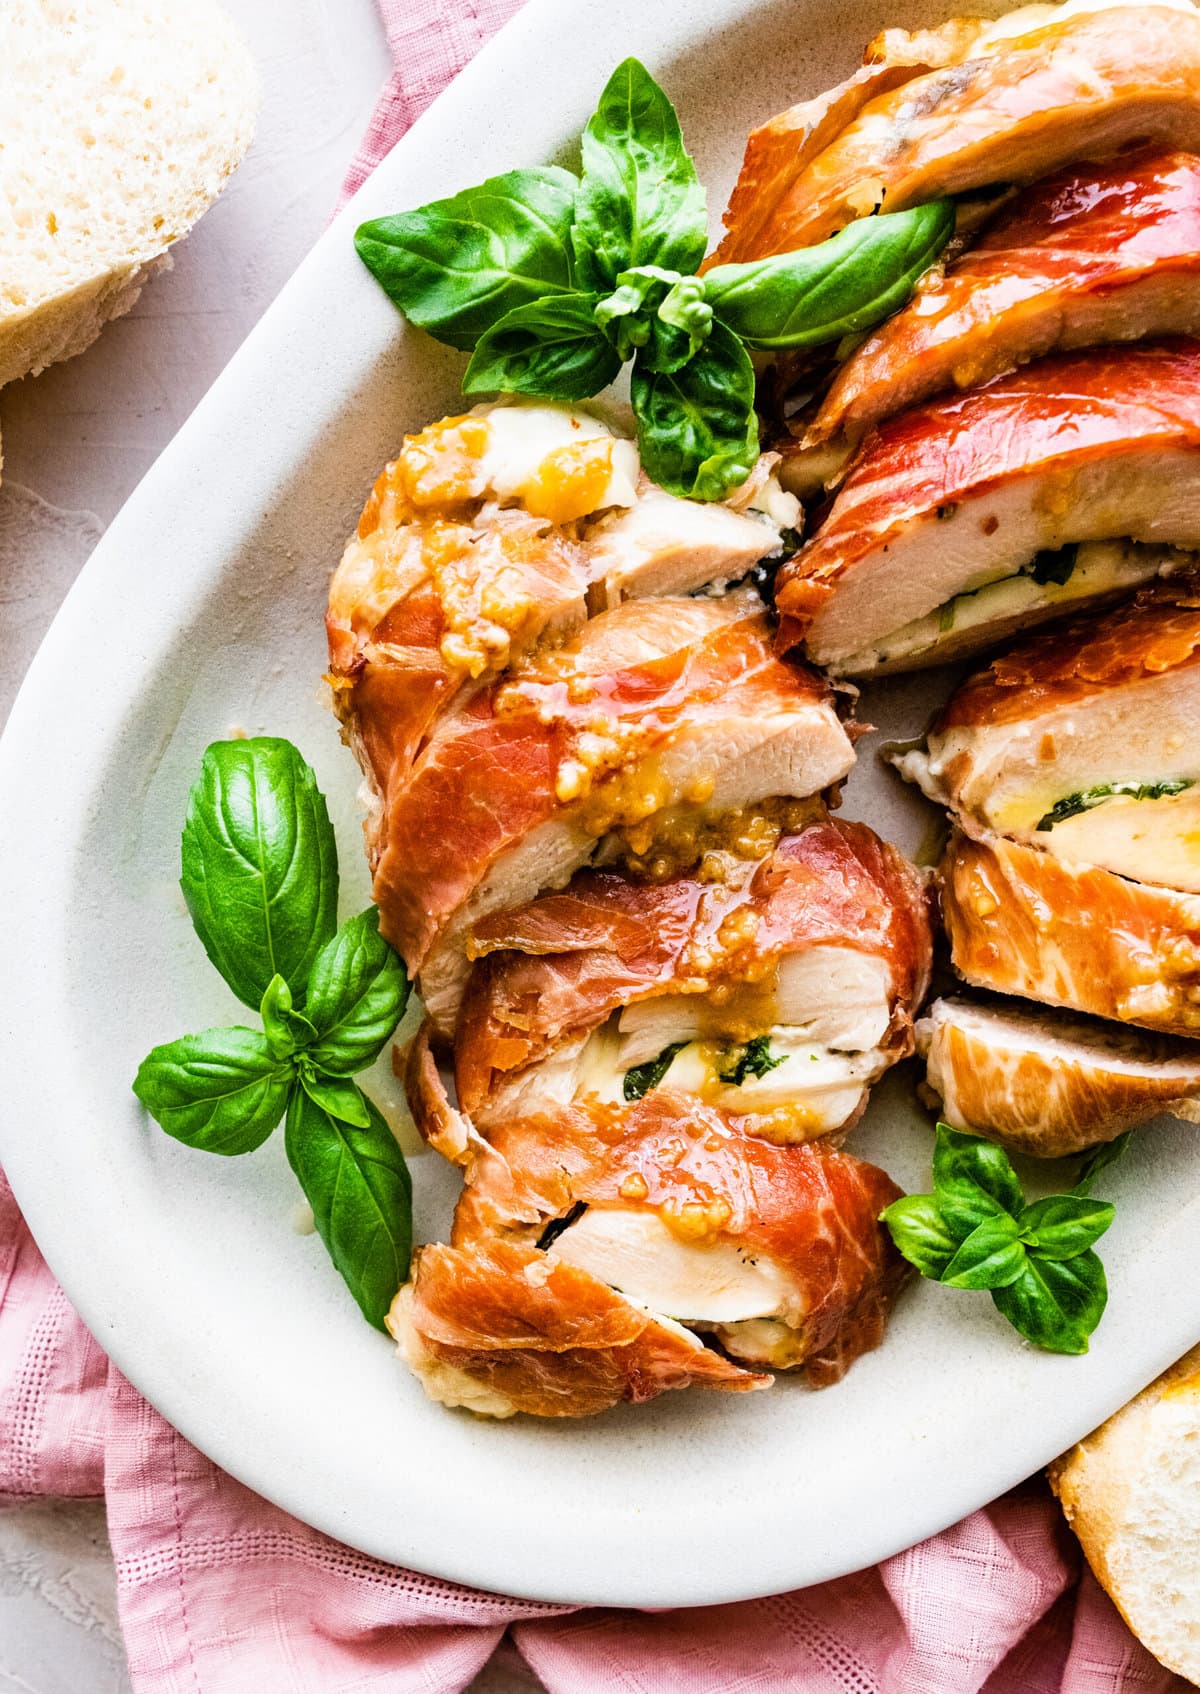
(623, 1041, 686, 1101)
(702, 201, 953, 351)
(879, 1194, 960, 1280)
(298, 1066, 373, 1128)
(463, 292, 621, 400)
(304, 908, 410, 1076)
(631, 320, 759, 501)
(260, 974, 316, 1061)
(1019, 1195, 1115, 1259)
(1075, 1132, 1132, 1197)
(991, 1250, 1108, 1354)
(1029, 543, 1078, 587)
(718, 1036, 785, 1086)
(180, 738, 338, 1011)
(285, 1084, 413, 1331)
(1036, 780, 1193, 833)
(932, 1123, 1024, 1236)
(354, 166, 578, 351)
(133, 1028, 292, 1156)
(940, 1214, 1027, 1290)
(573, 58, 707, 290)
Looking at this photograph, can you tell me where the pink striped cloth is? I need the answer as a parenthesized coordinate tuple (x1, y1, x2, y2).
(0, 3, 1191, 1688)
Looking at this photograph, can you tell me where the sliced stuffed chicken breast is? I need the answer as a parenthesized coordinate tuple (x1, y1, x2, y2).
(400, 1041, 910, 1407)
(897, 578, 1200, 891)
(940, 829, 1200, 1036)
(391, 1240, 768, 1419)
(919, 994, 1200, 1157)
(453, 818, 933, 1142)
(775, 343, 1200, 675)
(809, 150, 1200, 451)
(374, 589, 855, 1034)
(712, 0, 1200, 263)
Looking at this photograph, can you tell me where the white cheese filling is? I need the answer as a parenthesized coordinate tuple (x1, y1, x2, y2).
(547, 1208, 790, 1325)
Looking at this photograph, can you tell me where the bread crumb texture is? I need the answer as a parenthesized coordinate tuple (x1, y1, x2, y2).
(1050, 1343, 1200, 1684)
(0, 0, 259, 387)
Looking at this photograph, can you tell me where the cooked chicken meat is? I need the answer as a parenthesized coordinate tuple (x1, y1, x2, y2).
(940, 830, 1200, 1036)
(398, 1036, 909, 1409)
(897, 578, 1200, 891)
(809, 150, 1200, 449)
(391, 1241, 768, 1419)
(712, 0, 1200, 263)
(377, 588, 854, 1033)
(775, 343, 1200, 674)
(454, 818, 933, 1141)
(919, 994, 1200, 1156)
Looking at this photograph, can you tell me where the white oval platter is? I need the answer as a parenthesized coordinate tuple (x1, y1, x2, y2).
(1, 0, 1199, 1610)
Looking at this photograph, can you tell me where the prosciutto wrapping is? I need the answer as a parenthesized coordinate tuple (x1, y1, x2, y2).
(775, 342, 1200, 674)
(712, 1, 1200, 263)
(919, 995, 1200, 1157)
(392, 1057, 909, 1413)
(454, 817, 933, 1141)
(940, 830, 1200, 1036)
(809, 150, 1200, 448)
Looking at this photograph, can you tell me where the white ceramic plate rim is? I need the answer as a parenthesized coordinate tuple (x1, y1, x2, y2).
(3, 0, 1200, 1608)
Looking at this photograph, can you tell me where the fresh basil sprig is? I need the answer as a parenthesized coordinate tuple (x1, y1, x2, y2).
(134, 738, 412, 1330)
(354, 58, 953, 501)
(882, 1124, 1129, 1355)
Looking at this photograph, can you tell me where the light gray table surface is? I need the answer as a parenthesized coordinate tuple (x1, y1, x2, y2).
(0, 3, 538, 1687)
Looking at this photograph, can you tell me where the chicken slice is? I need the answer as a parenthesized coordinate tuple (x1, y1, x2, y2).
(584, 465, 798, 609)
(940, 830, 1200, 1036)
(376, 590, 854, 1034)
(810, 150, 1200, 449)
(775, 342, 1200, 675)
(711, 0, 1200, 263)
(391, 1241, 768, 1419)
(896, 578, 1200, 891)
(437, 1083, 909, 1390)
(453, 818, 933, 1139)
(919, 994, 1200, 1157)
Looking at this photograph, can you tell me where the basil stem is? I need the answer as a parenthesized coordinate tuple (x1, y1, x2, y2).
(702, 200, 954, 350)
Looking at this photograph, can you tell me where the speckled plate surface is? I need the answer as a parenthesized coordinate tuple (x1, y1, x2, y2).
(2, 0, 1199, 1609)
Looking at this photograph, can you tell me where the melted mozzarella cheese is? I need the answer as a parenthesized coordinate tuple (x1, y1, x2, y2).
(476, 401, 639, 517)
(548, 1208, 789, 1324)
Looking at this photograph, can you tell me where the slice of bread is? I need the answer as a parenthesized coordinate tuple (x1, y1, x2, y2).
(0, 0, 258, 392)
(1050, 1346, 1200, 1683)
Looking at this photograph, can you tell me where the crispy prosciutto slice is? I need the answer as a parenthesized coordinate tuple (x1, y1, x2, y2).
(390, 1241, 767, 1420)
(399, 1039, 909, 1408)
(919, 994, 1200, 1157)
(775, 342, 1200, 675)
(896, 578, 1200, 891)
(376, 589, 854, 1034)
(712, 1, 1200, 264)
(940, 830, 1200, 1036)
(809, 150, 1200, 449)
(453, 818, 933, 1141)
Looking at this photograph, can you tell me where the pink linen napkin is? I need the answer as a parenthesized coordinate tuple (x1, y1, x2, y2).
(0, 3, 1192, 1688)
